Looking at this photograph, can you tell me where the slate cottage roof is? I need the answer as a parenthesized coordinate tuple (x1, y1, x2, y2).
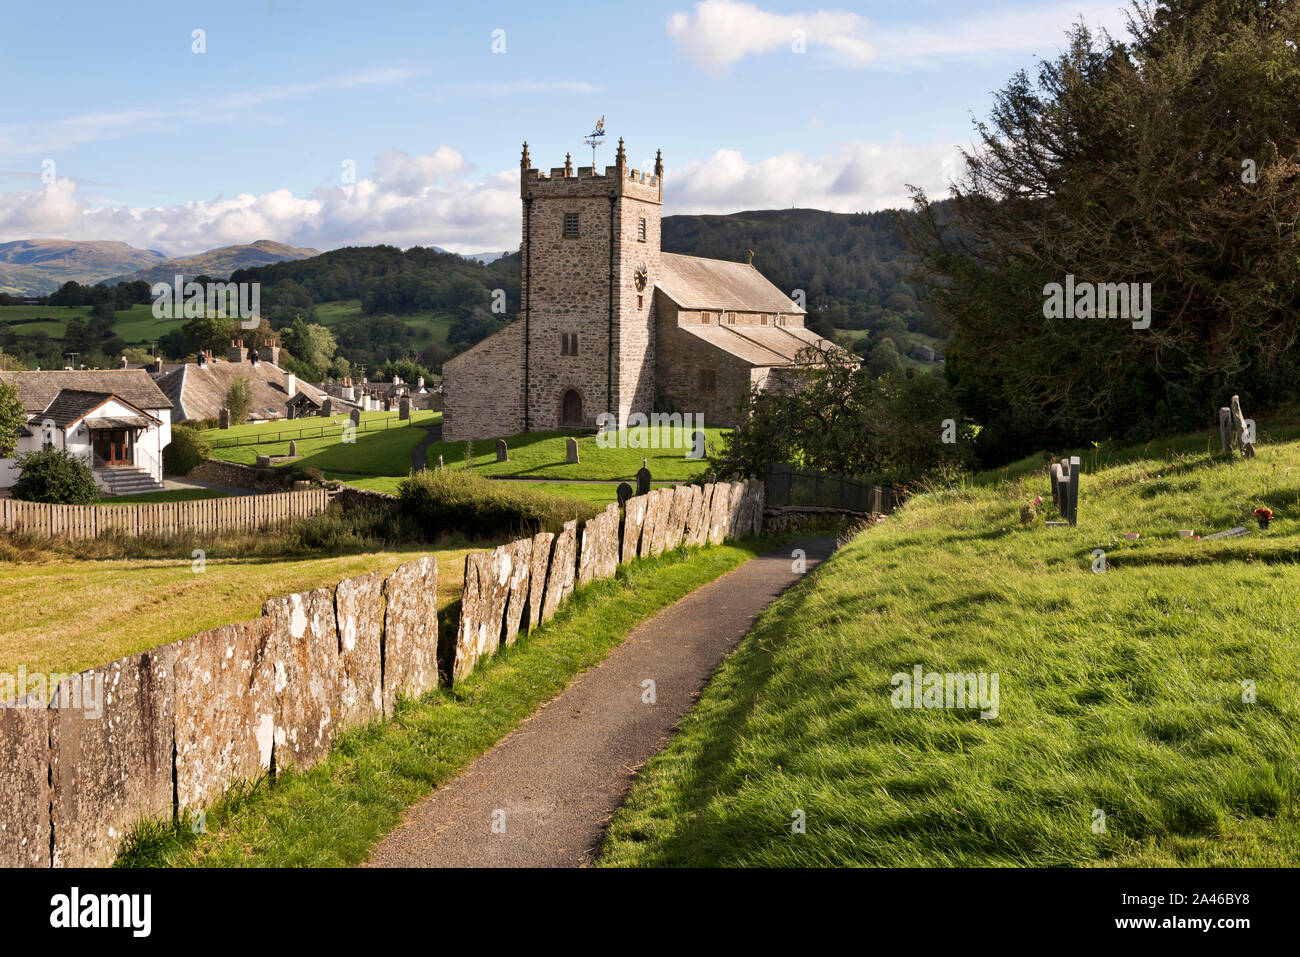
(36, 389, 160, 429)
(0, 369, 173, 415)
(156, 359, 330, 422)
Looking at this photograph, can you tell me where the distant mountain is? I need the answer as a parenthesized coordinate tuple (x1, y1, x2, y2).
(0, 239, 167, 295)
(109, 239, 321, 286)
(431, 246, 510, 264)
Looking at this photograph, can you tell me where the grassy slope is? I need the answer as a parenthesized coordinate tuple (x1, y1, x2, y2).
(598, 434, 1300, 867)
(428, 425, 729, 482)
(205, 411, 437, 475)
(0, 544, 478, 678)
(118, 539, 770, 867)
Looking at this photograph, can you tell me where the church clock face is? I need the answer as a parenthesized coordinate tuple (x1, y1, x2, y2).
(633, 260, 648, 292)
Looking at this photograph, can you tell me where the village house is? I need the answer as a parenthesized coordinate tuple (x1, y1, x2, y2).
(0, 368, 173, 494)
(441, 139, 849, 441)
(155, 339, 336, 423)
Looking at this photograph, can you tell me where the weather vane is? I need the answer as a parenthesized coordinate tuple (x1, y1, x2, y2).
(583, 115, 606, 168)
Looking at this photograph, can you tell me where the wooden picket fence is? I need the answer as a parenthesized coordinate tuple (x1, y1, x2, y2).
(0, 488, 332, 540)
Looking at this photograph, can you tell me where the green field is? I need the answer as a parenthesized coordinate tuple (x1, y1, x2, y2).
(429, 425, 730, 482)
(0, 303, 184, 344)
(314, 299, 456, 349)
(96, 488, 228, 505)
(205, 410, 438, 476)
(598, 428, 1300, 867)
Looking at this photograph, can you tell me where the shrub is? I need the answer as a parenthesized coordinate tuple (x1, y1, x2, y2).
(398, 468, 598, 536)
(11, 448, 100, 504)
(163, 426, 210, 476)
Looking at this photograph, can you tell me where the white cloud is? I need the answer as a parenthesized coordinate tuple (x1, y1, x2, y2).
(667, 0, 872, 73)
(668, 138, 963, 214)
(0, 148, 520, 257)
(0, 139, 964, 257)
(666, 0, 1130, 72)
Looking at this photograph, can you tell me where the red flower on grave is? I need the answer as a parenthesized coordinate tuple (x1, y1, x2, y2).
(1254, 507, 1272, 519)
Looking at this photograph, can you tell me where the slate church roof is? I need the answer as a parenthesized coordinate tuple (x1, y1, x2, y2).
(655, 253, 806, 315)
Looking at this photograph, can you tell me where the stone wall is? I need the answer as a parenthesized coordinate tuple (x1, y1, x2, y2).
(0, 479, 765, 868)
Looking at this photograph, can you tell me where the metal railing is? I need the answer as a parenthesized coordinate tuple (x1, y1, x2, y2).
(764, 463, 896, 515)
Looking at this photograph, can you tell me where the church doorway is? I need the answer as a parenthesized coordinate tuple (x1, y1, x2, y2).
(561, 389, 583, 427)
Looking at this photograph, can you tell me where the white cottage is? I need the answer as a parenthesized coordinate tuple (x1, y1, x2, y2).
(0, 369, 173, 495)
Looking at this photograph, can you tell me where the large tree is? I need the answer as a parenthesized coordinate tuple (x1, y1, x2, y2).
(907, 0, 1300, 463)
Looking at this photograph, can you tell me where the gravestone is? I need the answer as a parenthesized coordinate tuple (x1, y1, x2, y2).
(289, 440, 297, 457)
(350, 407, 361, 428)
(399, 397, 410, 421)
(566, 437, 579, 464)
(686, 429, 706, 459)
(320, 397, 331, 417)
(219, 408, 231, 430)
(636, 459, 651, 496)
(707, 472, 718, 484)
(616, 482, 633, 508)
(497, 439, 508, 462)
(383, 396, 392, 412)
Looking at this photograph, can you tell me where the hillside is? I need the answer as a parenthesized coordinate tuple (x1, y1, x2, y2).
(599, 418, 1300, 867)
(110, 239, 321, 285)
(0, 239, 166, 295)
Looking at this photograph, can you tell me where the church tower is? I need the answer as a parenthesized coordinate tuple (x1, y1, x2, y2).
(519, 138, 663, 430)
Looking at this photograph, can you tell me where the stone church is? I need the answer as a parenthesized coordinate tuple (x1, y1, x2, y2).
(441, 139, 844, 441)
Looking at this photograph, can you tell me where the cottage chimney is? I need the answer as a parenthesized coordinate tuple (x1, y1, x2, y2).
(227, 338, 248, 363)
(197, 351, 207, 367)
(267, 338, 281, 365)
(285, 372, 297, 397)
(119, 356, 128, 369)
(152, 357, 163, 374)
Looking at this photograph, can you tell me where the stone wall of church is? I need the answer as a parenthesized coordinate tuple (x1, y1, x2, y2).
(654, 293, 763, 428)
(441, 321, 526, 442)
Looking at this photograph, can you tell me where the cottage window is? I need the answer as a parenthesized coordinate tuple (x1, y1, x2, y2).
(699, 369, 717, 394)
(727, 312, 736, 325)
(701, 312, 711, 324)
(563, 212, 579, 238)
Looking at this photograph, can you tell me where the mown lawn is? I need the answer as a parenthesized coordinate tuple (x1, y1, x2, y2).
(598, 432, 1300, 867)
(428, 424, 729, 482)
(0, 544, 478, 679)
(118, 539, 774, 868)
(96, 488, 228, 505)
(205, 410, 438, 476)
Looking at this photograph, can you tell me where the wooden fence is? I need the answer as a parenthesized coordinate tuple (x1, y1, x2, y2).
(765, 463, 896, 515)
(0, 488, 332, 540)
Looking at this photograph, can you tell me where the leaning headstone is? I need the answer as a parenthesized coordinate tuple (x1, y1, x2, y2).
(0, 705, 52, 867)
(566, 437, 580, 464)
(501, 538, 534, 647)
(1066, 455, 1081, 526)
(686, 429, 706, 459)
(382, 556, 439, 710)
(636, 459, 652, 496)
(453, 547, 515, 682)
(289, 439, 297, 457)
(173, 618, 276, 811)
(621, 494, 649, 563)
(399, 397, 410, 421)
(578, 504, 620, 586)
(616, 482, 633, 507)
(219, 407, 231, 429)
(261, 589, 341, 770)
(497, 439, 508, 463)
(525, 531, 555, 633)
(684, 484, 711, 547)
(539, 521, 579, 623)
(350, 407, 361, 428)
(334, 571, 386, 729)
(50, 645, 177, 867)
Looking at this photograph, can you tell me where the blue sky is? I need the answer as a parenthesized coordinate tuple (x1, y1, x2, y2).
(0, 0, 1131, 256)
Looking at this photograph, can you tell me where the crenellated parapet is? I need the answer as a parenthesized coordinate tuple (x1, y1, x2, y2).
(520, 140, 662, 203)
